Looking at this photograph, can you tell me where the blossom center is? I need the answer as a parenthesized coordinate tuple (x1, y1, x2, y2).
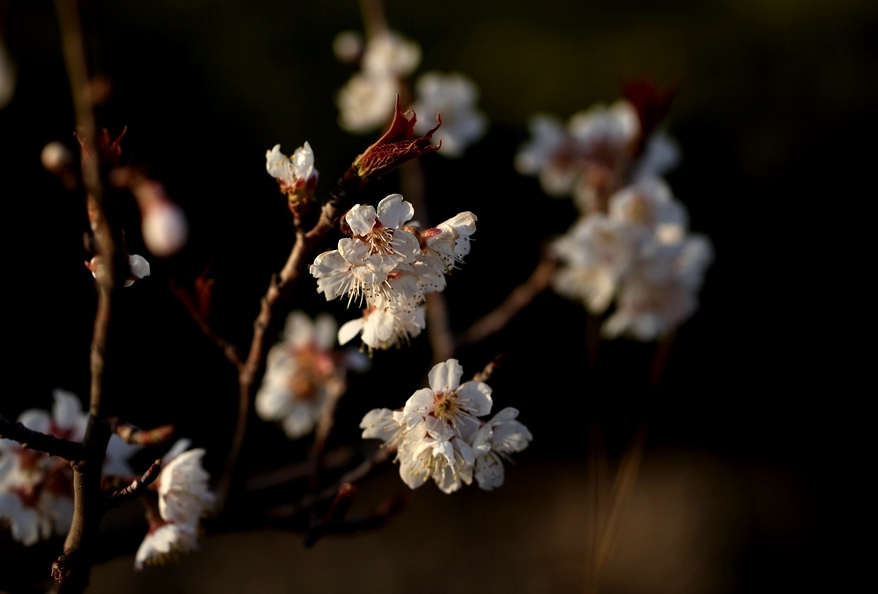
(432, 391, 462, 423)
(364, 225, 395, 256)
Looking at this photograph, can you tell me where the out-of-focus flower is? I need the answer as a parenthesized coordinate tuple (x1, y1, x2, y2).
(361, 359, 529, 493)
(552, 177, 712, 340)
(336, 30, 421, 133)
(134, 521, 199, 570)
(411, 72, 487, 158)
(266, 142, 319, 208)
(516, 99, 680, 213)
(0, 390, 85, 546)
(256, 311, 365, 440)
(333, 31, 364, 64)
(41, 142, 73, 176)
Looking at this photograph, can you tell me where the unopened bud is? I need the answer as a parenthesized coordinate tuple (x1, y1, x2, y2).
(333, 31, 363, 64)
(142, 199, 188, 257)
(41, 142, 74, 175)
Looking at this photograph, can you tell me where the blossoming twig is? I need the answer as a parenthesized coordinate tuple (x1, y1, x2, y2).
(0, 414, 81, 461)
(458, 257, 558, 346)
(104, 459, 162, 511)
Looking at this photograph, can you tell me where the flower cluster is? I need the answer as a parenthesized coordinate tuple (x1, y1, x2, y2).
(134, 439, 214, 570)
(360, 359, 531, 493)
(255, 311, 368, 440)
(310, 194, 476, 351)
(517, 87, 712, 340)
(410, 71, 487, 159)
(551, 178, 712, 340)
(0, 390, 139, 546)
(335, 29, 487, 158)
(515, 98, 678, 213)
(336, 30, 421, 133)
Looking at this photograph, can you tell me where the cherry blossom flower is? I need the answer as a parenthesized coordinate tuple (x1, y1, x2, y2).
(265, 142, 318, 205)
(338, 293, 426, 352)
(311, 194, 420, 305)
(516, 98, 680, 213)
(402, 359, 492, 442)
(360, 359, 529, 493)
(134, 439, 214, 569)
(416, 211, 478, 273)
(256, 311, 366, 440)
(472, 408, 533, 491)
(411, 71, 487, 158)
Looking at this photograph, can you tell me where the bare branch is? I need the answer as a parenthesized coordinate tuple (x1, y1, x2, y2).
(108, 418, 174, 446)
(104, 459, 162, 511)
(459, 257, 558, 346)
(472, 353, 506, 383)
(0, 415, 81, 461)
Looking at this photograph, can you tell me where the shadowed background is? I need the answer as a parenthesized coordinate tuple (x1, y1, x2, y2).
(1, 0, 870, 591)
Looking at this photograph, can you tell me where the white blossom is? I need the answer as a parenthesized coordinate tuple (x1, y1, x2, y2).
(472, 408, 533, 491)
(336, 31, 420, 134)
(134, 522, 199, 570)
(256, 311, 360, 440)
(157, 445, 214, 527)
(338, 293, 426, 352)
(265, 142, 318, 203)
(360, 359, 529, 494)
(0, 390, 84, 546)
(411, 72, 487, 158)
(311, 194, 420, 305)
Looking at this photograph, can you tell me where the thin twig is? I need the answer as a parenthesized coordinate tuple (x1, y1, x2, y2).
(104, 459, 161, 511)
(0, 415, 81, 461)
(594, 425, 648, 574)
(472, 353, 505, 383)
(648, 330, 676, 392)
(108, 418, 174, 446)
(459, 258, 558, 346)
(169, 277, 244, 370)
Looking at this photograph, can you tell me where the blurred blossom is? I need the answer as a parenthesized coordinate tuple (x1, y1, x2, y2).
(0, 33, 15, 109)
(0, 391, 139, 546)
(336, 30, 421, 133)
(516, 99, 679, 213)
(361, 359, 531, 493)
(411, 71, 487, 158)
(332, 30, 363, 64)
(40, 142, 73, 176)
(256, 311, 367, 440)
(141, 199, 188, 258)
(552, 177, 712, 340)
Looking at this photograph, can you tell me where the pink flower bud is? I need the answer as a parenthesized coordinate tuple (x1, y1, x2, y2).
(142, 199, 188, 257)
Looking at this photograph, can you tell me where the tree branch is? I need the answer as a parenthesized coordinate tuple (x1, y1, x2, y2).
(458, 257, 557, 346)
(0, 415, 81, 461)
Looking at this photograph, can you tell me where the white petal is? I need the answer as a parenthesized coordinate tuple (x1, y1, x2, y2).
(428, 359, 463, 393)
(376, 194, 414, 229)
(345, 204, 378, 237)
(338, 318, 364, 346)
(455, 381, 493, 417)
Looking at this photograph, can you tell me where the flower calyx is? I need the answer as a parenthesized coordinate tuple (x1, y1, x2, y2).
(353, 96, 441, 181)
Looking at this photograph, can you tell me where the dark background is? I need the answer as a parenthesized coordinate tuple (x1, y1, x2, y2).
(1, 0, 871, 591)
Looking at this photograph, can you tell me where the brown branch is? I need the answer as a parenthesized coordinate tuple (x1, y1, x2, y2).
(458, 257, 558, 346)
(54, 1, 127, 590)
(472, 353, 506, 383)
(108, 418, 174, 446)
(214, 165, 365, 515)
(169, 277, 244, 370)
(104, 459, 161, 511)
(0, 415, 81, 461)
(265, 444, 394, 520)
